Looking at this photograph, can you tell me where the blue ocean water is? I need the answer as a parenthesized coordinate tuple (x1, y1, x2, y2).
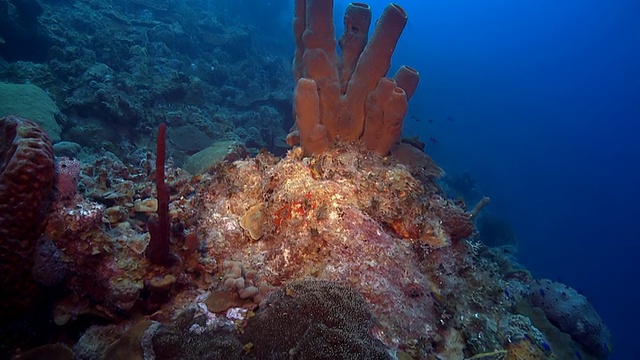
(342, 0, 639, 358)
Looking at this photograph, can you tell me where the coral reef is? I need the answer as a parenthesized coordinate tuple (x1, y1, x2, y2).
(0, 1, 612, 360)
(0, 0, 292, 161)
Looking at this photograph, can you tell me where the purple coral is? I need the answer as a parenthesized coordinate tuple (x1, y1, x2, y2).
(529, 279, 612, 359)
(32, 237, 68, 286)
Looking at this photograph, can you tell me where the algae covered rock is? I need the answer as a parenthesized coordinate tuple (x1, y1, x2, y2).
(529, 279, 612, 359)
(183, 140, 244, 175)
(0, 82, 62, 142)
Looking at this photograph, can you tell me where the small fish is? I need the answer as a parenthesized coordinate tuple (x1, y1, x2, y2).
(575, 350, 583, 359)
(539, 289, 545, 297)
(504, 289, 510, 299)
(429, 136, 437, 144)
(410, 115, 420, 122)
(429, 291, 443, 304)
(428, 118, 434, 123)
(446, 115, 453, 121)
(541, 342, 551, 352)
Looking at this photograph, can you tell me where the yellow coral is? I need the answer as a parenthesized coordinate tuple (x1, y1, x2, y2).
(504, 339, 552, 360)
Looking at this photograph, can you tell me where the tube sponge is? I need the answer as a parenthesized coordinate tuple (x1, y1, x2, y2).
(362, 78, 407, 154)
(0, 115, 55, 318)
(291, 1, 416, 156)
(0, 115, 55, 245)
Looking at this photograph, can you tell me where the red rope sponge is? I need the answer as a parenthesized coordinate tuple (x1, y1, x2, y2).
(146, 123, 177, 267)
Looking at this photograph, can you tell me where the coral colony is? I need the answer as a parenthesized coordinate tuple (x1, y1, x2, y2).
(0, 1, 611, 360)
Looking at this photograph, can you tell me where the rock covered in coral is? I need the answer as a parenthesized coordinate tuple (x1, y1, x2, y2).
(42, 151, 193, 316)
(196, 145, 476, 346)
(0, 82, 62, 141)
(0, 141, 613, 360)
(150, 308, 243, 360)
(0, 0, 292, 160)
(31, 236, 68, 286)
(529, 279, 612, 359)
(55, 156, 81, 199)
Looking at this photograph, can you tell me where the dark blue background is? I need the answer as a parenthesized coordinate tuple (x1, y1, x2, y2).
(336, 0, 640, 358)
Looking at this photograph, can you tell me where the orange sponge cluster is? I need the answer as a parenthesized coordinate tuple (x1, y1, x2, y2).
(289, 0, 419, 156)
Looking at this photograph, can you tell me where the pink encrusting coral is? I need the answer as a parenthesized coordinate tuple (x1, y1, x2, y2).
(55, 156, 81, 199)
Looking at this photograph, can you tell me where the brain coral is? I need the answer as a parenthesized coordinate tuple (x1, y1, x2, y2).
(0, 82, 62, 142)
(529, 279, 612, 359)
(0, 115, 56, 317)
(239, 280, 391, 359)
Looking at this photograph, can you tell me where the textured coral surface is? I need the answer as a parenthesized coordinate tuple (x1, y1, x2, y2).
(0, 115, 55, 318)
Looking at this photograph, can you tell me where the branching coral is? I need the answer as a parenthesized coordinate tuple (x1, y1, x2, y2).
(288, 0, 419, 156)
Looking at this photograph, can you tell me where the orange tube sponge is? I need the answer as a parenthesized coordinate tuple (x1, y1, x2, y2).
(393, 65, 420, 101)
(341, 3, 408, 140)
(291, 1, 416, 156)
(292, 0, 306, 81)
(301, 48, 341, 139)
(298, 0, 341, 139)
(302, 0, 337, 54)
(295, 78, 329, 156)
(338, 2, 372, 94)
(362, 78, 408, 154)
